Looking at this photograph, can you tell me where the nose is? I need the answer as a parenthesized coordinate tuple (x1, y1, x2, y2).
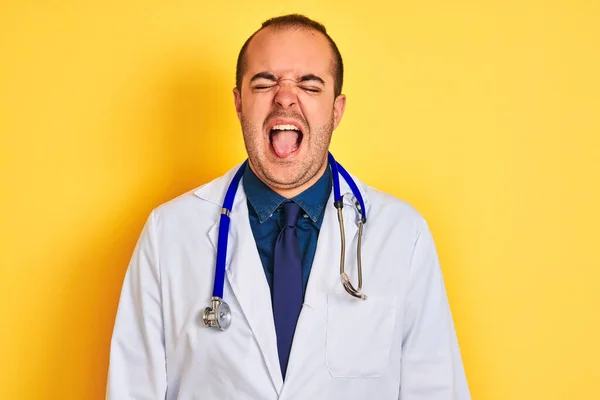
(273, 80, 298, 109)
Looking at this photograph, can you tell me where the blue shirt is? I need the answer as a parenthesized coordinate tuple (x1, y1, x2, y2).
(243, 166, 332, 298)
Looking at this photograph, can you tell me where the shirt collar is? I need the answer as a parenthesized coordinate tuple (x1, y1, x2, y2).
(293, 167, 331, 223)
(243, 164, 332, 223)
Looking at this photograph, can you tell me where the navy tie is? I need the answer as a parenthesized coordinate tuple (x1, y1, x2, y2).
(273, 201, 303, 379)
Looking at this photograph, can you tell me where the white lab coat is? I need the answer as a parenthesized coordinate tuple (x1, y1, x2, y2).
(107, 164, 470, 400)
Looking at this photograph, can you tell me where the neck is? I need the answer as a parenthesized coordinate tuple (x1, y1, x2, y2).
(250, 159, 328, 199)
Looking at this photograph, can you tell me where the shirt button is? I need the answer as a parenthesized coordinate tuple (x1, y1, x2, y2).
(303, 214, 309, 218)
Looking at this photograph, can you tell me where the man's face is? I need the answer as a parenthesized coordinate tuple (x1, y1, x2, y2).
(234, 26, 346, 195)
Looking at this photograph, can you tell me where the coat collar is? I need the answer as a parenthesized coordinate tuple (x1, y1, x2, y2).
(193, 161, 371, 217)
(193, 160, 371, 390)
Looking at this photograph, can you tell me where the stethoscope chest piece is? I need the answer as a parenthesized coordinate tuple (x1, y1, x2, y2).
(204, 153, 368, 331)
(203, 297, 231, 331)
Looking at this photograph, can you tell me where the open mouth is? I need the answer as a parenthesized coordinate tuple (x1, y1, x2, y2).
(269, 124, 303, 158)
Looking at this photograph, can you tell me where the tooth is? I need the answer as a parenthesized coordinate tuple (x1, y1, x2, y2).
(273, 124, 299, 131)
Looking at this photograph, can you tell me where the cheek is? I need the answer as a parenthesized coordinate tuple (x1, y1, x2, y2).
(300, 98, 334, 128)
(244, 97, 274, 126)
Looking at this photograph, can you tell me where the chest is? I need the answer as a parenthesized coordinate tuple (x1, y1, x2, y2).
(156, 204, 416, 399)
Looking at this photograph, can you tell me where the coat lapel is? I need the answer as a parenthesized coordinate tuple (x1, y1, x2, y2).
(304, 192, 351, 306)
(305, 177, 365, 306)
(205, 176, 283, 394)
(199, 163, 371, 390)
(286, 178, 365, 380)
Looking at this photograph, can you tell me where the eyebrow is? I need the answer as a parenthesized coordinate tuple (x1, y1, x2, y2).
(299, 74, 325, 85)
(249, 72, 325, 85)
(250, 72, 277, 83)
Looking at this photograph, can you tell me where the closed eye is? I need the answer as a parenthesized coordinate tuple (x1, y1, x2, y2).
(252, 85, 276, 91)
(301, 87, 321, 93)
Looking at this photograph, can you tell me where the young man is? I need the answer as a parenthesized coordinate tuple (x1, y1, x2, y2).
(107, 14, 470, 400)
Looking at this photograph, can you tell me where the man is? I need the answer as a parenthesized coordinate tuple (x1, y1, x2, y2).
(107, 14, 470, 399)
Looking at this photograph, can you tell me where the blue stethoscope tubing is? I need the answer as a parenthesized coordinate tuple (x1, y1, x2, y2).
(203, 152, 367, 330)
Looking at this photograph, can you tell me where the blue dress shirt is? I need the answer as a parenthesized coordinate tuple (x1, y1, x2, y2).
(243, 165, 332, 298)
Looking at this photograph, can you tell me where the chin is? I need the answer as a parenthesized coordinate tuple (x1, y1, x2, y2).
(265, 166, 305, 188)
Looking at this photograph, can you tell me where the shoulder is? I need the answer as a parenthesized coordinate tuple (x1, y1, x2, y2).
(150, 165, 242, 227)
(361, 183, 429, 239)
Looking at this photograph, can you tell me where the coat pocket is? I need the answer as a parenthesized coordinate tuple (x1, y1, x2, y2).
(325, 293, 397, 378)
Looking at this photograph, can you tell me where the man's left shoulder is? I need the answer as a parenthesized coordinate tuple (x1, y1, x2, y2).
(361, 184, 428, 233)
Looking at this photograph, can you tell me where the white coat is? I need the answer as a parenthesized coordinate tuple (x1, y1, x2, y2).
(107, 164, 471, 399)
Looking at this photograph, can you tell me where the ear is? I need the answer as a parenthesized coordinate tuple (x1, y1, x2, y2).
(233, 87, 242, 121)
(332, 94, 346, 130)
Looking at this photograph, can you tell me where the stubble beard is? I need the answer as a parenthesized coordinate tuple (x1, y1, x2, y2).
(240, 114, 334, 191)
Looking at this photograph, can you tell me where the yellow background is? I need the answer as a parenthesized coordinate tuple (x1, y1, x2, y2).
(1, 0, 599, 398)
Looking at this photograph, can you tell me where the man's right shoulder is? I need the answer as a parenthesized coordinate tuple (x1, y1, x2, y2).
(150, 164, 243, 225)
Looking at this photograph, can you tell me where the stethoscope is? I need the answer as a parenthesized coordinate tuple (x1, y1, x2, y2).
(203, 153, 368, 331)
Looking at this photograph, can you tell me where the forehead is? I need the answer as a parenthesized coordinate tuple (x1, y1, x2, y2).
(245, 26, 334, 80)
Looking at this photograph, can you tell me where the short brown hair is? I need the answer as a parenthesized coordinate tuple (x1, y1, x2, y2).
(235, 14, 344, 97)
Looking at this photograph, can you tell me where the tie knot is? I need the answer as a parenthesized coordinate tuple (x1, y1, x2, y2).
(282, 202, 302, 228)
